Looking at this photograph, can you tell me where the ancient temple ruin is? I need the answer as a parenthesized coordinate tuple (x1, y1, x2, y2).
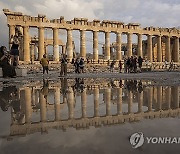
(3, 9, 180, 64)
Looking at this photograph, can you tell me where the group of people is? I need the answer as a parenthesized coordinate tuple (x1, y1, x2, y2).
(0, 35, 20, 78)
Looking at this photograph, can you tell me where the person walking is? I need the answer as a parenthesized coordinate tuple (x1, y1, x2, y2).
(60, 54, 68, 76)
(40, 54, 49, 75)
(119, 60, 122, 73)
(138, 56, 143, 72)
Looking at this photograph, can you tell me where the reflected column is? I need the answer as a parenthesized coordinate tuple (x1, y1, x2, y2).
(81, 89, 87, 118)
(40, 91, 47, 122)
(25, 88, 32, 123)
(148, 87, 153, 112)
(171, 87, 179, 108)
(105, 88, 111, 116)
(157, 86, 162, 110)
(68, 87, 74, 119)
(128, 91, 133, 114)
(165, 87, 171, 109)
(94, 87, 99, 117)
(117, 87, 122, 115)
(138, 91, 143, 113)
(55, 87, 61, 121)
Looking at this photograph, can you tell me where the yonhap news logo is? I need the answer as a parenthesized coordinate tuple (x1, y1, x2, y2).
(130, 132, 180, 149)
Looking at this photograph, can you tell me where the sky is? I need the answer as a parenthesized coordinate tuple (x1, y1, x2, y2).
(0, 0, 180, 51)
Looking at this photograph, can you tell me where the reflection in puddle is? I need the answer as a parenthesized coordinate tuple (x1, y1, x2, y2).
(0, 78, 179, 139)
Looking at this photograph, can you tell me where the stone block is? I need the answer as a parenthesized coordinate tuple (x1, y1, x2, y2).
(0, 68, 2, 77)
(16, 68, 27, 77)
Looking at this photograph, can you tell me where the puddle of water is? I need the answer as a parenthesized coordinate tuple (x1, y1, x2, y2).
(0, 78, 179, 154)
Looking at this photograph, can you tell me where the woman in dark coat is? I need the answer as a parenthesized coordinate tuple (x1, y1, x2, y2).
(0, 46, 16, 78)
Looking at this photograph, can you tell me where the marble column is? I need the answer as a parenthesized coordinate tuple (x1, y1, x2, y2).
(55, 87, 61, 121)
(165, 36, 171, 62)
(9, 25, 15, 49)
(81, 89, 87, 118)
(38, 27, 45, 60)
(157, 86, 162, 110)
(67, 29, 73, 60)
(25, 88, 32, 123)
(117, 88, 122, 115)
(157, 35, 162, 62)
(53, 28, 59, 61)
(116, 32, 122, 60)
(93, 31, 98, 61)
(147, 35, 153, 62)
(105, 88, 111, 116)
(138, 91, 143, 113)
(94, 88, 99, 117)
(148, 88, 153, 111)
(127, 33, 132, 57)
(23, 26, 30, 62)
(30, 44, 35, 62)
(138, 34, 143, 57)
(128, 91, 133, 114)
(174, 37, 179, 62)
(80, 30, 86, 58)
(68, 87, 74, 119)
(40, 92, 47, 122)
(105, 32, 110, 60)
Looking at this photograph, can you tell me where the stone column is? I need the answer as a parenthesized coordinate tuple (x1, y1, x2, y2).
(165, 87, 171, 109)
(105, 32, 110, 60)
(127, 33, 132, 57)
(172, 87, 179, 108)
(157, 35, 162, 62)
(55, 87, 61, 121)
(148, 87, 153, 111)
(174, 37, 179, 62)
(25, 88, 32, 123)
(93, 31, 98, 61)
(147, 35, 153, 62)
(40, 92, 46, 122)
(138, 34, 143, 57)
(62, 45, 66, 54)
(94, 88, 99, 117)
(117, 88, 122, 115)
(105, 88, 111, 116)
(9, 25, 15, 49)
(165, 36, 171, 62)
(23, 26, 30, 62)
(30, 44, 35, 62)
(128, 91, 133, 114)
(81, 89, 87, 118)
(80, 30, 86, 58)
(157, 86, 162, 110)
(67, 29, 73, 60)
(116, 32, 122, 60)
(138, 91, 143, 113)
(38, 27, 45, 60)
(53, 28, 59, 61)
(68, 87, 74, 119)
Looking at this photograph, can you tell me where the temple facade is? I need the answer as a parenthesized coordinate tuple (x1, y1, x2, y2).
(3, 9, 180, 63)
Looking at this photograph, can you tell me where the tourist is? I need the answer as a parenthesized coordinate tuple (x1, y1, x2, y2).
(74, 58, 80, 73)
(40, 54, 49, 75)
(169, 60, 174, 71)
(79, 58, 85, 73)
(138, 56, 143, 72)
(0, 46, 16, 78)
(124, 58, 127, 73)
(118, 60, 122, 73)
(60, 54, 68, 76)
(129, 56, 134, 73)
(126, 57, 130, 73)
(133, 56, 137, 73)
(10, 35, 20, 67)
(110, 60, 115, 72)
